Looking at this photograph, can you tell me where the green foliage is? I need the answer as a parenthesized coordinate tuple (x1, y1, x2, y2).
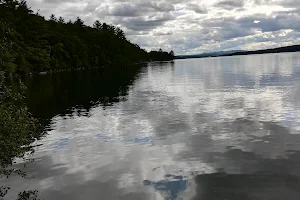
(0, 72, 43, 167)
(0, 0, 174, 75)
(0, 72, 44, 199)
(0, 20, 17, 73)
(149, 50, 175, 61)
(16, 190, 39, 200)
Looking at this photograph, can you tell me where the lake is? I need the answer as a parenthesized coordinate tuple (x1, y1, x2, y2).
(3, 52, 300, 200)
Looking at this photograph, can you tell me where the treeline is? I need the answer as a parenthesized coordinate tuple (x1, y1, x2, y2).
(149, 49, 174, 61)
(0, 0, 174, 74)
(223, 45, 300, 57)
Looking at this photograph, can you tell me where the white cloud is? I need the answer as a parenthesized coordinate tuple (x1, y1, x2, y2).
(26, 0, 300, 55)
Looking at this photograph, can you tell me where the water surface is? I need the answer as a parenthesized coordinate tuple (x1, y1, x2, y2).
(4, 53, 300, 200)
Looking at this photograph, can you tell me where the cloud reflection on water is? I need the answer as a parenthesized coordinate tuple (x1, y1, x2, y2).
(3, 53, 300, 200)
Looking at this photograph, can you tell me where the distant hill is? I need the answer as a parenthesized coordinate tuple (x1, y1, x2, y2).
(176, 50, 244, 59)
(222, 45, 300, 57)
(176, 45, 300, 59)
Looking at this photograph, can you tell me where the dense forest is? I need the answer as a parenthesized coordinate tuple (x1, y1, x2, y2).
(0, 0, 174, 74)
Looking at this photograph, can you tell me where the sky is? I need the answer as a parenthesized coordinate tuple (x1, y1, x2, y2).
(26, 0, 300, 55)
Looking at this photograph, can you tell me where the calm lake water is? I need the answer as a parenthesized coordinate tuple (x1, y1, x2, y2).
(4, 52, 300, 199)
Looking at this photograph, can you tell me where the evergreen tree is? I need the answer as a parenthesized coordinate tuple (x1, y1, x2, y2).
(0, 0, 174, 75)
(93, 20, 102, 30)
(74, 17, 84, 27)
(50, 14, 57, 22)
(58, 16, 64, 23)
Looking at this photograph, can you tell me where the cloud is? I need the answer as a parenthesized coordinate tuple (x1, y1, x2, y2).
(279, 0, 300, 8)
(215, 0, 245, 10)
(26, 0, 300, 54)
(108, 3, 140, 17)
(185, 3, 208, 14)
(114, 12, 175, 31)
(102, 1, 175, 17)
(152, 29, 173, 36)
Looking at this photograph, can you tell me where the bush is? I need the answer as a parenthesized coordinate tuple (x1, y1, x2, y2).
(0, 72, 44, 199)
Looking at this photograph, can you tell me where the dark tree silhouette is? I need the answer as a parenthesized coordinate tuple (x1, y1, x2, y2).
(93, 20, 102, 30)
(0, 0, 174, 75)
(58, 16, 64, 23)
(50, 14, 57, 22)
(149, 49, 175, 61)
